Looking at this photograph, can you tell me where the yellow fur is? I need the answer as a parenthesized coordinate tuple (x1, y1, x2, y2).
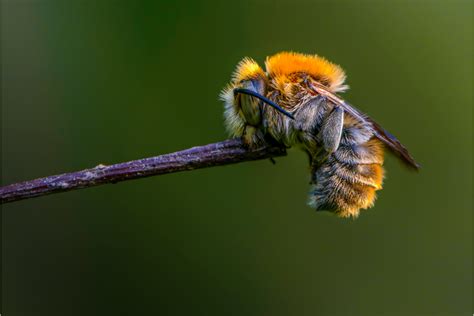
(232, 57, 265, 83)
(265, 52, 348, 93)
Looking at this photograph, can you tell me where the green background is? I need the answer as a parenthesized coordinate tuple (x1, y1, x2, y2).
(2, 1, 472, 315)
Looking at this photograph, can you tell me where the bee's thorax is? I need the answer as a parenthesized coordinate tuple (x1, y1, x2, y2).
(265, 52, 349, 93)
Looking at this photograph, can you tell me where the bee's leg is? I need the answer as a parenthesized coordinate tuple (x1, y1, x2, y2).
(259, 134, 284, 164)
(310, 105, 344, 165)
(262, 133, 285, 148)
(294, 95, 329, 133)
(320, 105, 344, 154)
(294, 95, 331, 157)
(242, 125, 265, 147)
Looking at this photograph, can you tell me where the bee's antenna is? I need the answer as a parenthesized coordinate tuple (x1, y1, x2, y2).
(233, 88, 295, 120)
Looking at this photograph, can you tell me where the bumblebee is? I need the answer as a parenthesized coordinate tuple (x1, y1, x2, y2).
(221, 52, 419, 218)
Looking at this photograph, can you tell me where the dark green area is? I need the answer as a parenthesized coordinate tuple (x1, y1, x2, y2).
(2, 1, 472, 315)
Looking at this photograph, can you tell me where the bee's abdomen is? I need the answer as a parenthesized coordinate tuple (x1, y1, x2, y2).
(308, 119, 385, 218)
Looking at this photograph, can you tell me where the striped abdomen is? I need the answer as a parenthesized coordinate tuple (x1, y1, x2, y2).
(308, 116, 385, 218)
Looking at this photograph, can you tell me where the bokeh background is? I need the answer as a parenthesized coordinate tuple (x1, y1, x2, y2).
(2, 1, 472, 315)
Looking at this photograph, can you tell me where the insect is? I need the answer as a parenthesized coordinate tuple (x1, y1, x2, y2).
(221, 52, 419, 218)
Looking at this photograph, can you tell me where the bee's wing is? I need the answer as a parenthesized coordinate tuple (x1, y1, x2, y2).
(342, 101, 419, 169)
(312, 85, 420, 170)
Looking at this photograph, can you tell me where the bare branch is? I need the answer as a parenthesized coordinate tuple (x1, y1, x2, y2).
(0, 139, 286, 204)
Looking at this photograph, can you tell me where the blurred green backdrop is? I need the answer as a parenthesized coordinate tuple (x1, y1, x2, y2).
(1, 1, 472, 315)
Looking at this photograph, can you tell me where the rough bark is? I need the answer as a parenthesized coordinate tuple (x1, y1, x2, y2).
(0, 139, 286, 204)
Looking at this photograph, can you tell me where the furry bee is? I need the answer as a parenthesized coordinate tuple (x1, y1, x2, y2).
(221, 52, 419, 218)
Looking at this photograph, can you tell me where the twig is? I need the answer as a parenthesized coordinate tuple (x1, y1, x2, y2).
(0, 139, 286, 204)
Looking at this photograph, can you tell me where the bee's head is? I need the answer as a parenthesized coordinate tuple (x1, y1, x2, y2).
(231, 58, 267, 126)
(220, 57, 294, 140)
(232, 58, 294, 122)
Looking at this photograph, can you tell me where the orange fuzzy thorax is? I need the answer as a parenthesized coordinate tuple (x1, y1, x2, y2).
(265, 52, 348, 93)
